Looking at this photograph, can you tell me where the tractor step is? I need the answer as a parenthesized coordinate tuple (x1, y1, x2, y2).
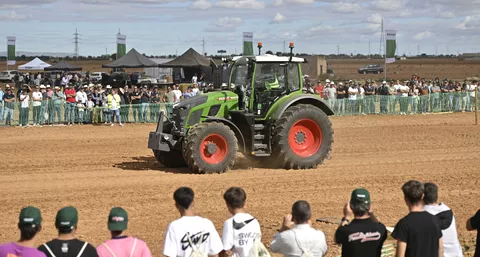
(254, 134, 265, 140)
(254, 124, 265, 131)
(254, 143, 268, 150)
(252, 151, 271, 157)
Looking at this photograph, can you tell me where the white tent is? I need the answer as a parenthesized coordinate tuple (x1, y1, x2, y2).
(18, 57, 51, 71)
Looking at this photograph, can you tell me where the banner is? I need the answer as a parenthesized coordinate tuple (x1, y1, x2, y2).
(116, 34, 126, 59)
(385, 30, 396, 64)
(243, 32, 253, 56)
(7, 36, 16, 66)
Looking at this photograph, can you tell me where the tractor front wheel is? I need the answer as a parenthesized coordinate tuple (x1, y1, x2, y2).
(184, 122, 238, 174)
(272, 104, 333, 169)
(153, 150, 187, 168)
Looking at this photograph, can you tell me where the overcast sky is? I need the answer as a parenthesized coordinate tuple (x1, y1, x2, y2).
(0, 0, 479, 56)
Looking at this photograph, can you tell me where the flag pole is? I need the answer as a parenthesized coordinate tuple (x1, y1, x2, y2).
(384, 19, 387, 81)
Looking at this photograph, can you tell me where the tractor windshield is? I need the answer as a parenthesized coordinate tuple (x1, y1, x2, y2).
(230, 63, 249, 90)
(254, 63, 300, 91)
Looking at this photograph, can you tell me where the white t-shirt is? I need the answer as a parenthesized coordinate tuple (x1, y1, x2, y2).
(424, 204, 463, 257)
(192, 88, 199, 96)
(222, 213, 261, 257)
(192, 76, 198, 83)
(348, 87, 358, 100)
(358, 87, 365, 99)
(400, 85, 409, 97)
(76, 91, 88, 104)
(163, 216, 223, 257)
(173, 90, 183, 102)
(394, 84, 402, 96)
(466, 84, 477, 97)
(270, 224, 327, 257)
(32, 91, 43, 107)
(325, 87, 336, 100)
(20, 94, 30, 108)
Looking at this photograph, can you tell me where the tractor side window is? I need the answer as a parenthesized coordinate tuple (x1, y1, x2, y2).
(254, 63, 285, 90)
(287, 63, 300, 91)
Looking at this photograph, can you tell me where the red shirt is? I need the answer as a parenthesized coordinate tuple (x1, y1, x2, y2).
(315, 84, 325, 95)
(65, 89, 76, 103)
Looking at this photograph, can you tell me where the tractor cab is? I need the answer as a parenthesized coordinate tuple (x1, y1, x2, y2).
(228, 43, 307, 117)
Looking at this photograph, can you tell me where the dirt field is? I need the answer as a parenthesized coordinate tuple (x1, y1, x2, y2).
(0, 113, 479, 256)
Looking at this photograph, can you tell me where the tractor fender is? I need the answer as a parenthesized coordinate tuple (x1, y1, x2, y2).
(204, 117, 247, 154)
(271, 94, 334, 121)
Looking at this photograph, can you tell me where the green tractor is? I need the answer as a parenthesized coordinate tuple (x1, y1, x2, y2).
(148, 43, 334, 173)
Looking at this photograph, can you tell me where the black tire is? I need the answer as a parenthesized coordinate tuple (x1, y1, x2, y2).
(272, 104, 334, 169)
(153, 150, 187, 168)
(183, 122, 238, 174)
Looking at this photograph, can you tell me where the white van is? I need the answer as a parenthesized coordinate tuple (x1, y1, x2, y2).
(0, 70, 18, 82)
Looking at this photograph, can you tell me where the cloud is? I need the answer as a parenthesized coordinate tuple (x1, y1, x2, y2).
(456, 15, 480, 29)
(80, 0, 187, 4)
(271, 12, 286, 23)
(438, 11, 455, 19)
(413, 31, 434, 40)
(370, 0, 404, 11)
(191, 0, 213, 9)
(206, 16, 242, 31)
(215, 0, 265, 9)
(274, 0, 315, 6)
(331, 2, 361, 13)
(366, 13, 383, 24)
(303, 25, 333, 37)
(0, 10, 32, 21)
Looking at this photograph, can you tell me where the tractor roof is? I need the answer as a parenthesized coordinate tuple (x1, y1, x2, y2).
(232, 54, 307, 63)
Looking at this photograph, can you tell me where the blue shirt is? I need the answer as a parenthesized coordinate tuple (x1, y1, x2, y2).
(0, 90, 4, 105)
(183, 92, 194, 99)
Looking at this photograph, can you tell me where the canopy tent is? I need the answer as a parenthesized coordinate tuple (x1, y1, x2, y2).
(18, 57, 51, 71)
(102, 48, 158, 68)
(44, 61, 82, 71)
(159, 48, 211, 68)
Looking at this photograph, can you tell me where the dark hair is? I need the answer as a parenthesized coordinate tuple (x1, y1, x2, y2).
(402, 180, 424, 204)
(111, 231, 123, 237)
(350, 201, 370, 216)
(223, 187, 246, 209)
(19, 225, 41, 241)
(292, 200, 311, 224)
(423, 182, 438, 205)
(174, 187, 194, 210)
(58, 226, 76, 234)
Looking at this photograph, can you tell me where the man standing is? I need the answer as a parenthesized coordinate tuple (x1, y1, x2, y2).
(64, 84, 76, 126)
(423, 183, 463, 257)
(165, 86, 176, 118)
(75, 86, 88, 124)
(19, 86, 31, 127)
(364, 82, 376, 114)
(270, 200, 328, 257)
(325, 82, 336, 110)
(466, 209, 480, 257)
(91, 87, 104, 124)
(130, 86, 141, 123)
(107, 89, 123, 126)
(378, 81, 389, 114)
(0, 85, 4, 122)
(140, 86, 150, 123)
(32, 85, 43, 126)
(0, 206, 46, 257)
(119, 86, 130, 123)
(347, 83, 359, 115)
(335, 189, 387, 257)
(163, 187, 223, 257)
(392, 180, 443, 257)
(221, 187, 262, 257)
(2, 86, 16, 125)
(173, 85, 182, 103)
(97, 207, 152, 257)
(336, 82, 347, 115)
(38, 207, 97, 257)
(51, 86, 64, 125)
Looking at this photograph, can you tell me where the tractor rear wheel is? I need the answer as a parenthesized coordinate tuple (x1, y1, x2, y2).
(272, 104, 333, 169)
(153, 150, 187, 168)
(183, 122, 238, 174)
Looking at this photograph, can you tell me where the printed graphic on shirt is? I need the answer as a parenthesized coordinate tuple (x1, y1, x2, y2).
(348, 231, 382, 243)
(181, 232, 210, 250)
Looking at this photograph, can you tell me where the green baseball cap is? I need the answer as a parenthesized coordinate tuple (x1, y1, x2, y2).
(350, 188, 371, 205)
(19, 206, 42, 228)
(108, 207, 128, 231)
(56, 206, 78, 229)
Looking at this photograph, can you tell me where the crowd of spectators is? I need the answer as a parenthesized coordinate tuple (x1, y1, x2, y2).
(0, 182, 479, 257)
(305, 75, 479, 115)
(0, 82, 202, 127)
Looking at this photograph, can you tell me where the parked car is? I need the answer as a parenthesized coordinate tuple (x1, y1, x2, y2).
(0, 70, 18, 82)
(358, 64, 383, 74)
(89, 72, 103, 82)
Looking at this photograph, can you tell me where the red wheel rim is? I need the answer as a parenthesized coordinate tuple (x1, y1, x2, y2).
(200, 134, 228, 164)
(288, 119, 322, 157)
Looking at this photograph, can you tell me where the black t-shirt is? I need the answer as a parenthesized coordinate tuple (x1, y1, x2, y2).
(335, 218, 387, 257)
(470, 210, 480, 257)
(38, 239, 98, 257)
(337, 86, 347, 99)
(131, 91, 141, 104)
(391, 211, 442, 257)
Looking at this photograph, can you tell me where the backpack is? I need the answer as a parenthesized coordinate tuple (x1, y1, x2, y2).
(42, 241, 88, 257)
(248, 238, 271, 257)
(292, 229, 316, 257)
(186, 232, 208, 257)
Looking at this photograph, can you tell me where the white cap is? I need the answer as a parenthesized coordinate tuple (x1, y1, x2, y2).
(89, 83, 94, 87)
(339, 82, 343, 85)
(382, 81, 387, 84)
(326, 79, 331, 83)
(46, 85, 51, 88)
(40, 84, 45, 87)
(330, 81, 335, 85)
(55, 86, 60, 89)
(40, 85, 46, 89)
(106, 85, 112, 89)
(6, 84, 10, 88)
(83, 85, 88, 88)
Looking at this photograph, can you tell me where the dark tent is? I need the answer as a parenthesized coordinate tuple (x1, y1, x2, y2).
(44, 61, 82, 71)
(103, 48, 158, 68)
(159, 48, 211, 68)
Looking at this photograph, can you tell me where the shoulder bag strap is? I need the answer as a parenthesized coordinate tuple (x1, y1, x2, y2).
(129, 238, 138, 257)
(186, 232, 203, 251)
(43, 243, 56, 257)
(102, 243, 118, 257)
(76, 242, 89, 257)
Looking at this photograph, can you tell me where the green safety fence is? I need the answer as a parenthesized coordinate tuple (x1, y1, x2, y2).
(0, 93, 478, 126)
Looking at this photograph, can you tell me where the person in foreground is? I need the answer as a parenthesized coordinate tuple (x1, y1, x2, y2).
(423, 183, 463, 257)
(335, 188, 387, 257)
(392, 180, 443, 257)
(466, 208, 480, 257)
(38, 206, 98, 257)
(221, 187, 262, 257)
(270, 200, 328, 257)
(96, 207, 152, 257)
(0, 206, 46, 257)
(163, 187, 223, 257)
